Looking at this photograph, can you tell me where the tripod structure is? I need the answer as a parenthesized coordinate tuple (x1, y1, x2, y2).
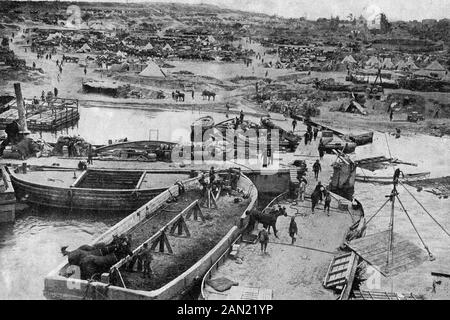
(364, 177, 449, 273)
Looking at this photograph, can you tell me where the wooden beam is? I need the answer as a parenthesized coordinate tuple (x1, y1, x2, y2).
(70, 170, 88, 187)
(134, 171, 147, 190)
(339, 253, 359, 300)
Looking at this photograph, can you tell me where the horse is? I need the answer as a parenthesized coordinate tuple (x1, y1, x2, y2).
(247, 206, 287, 238)
(61, 235, 126, 266)
(174, 91, 185, 102)
(202, 90, 216, 101)
(78, 243, 133, 280)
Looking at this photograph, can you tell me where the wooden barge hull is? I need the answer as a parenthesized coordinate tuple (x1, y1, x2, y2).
(94, 140, 178, 155)
(355, 172, 431, 184)
(7, 168, 192, 212)
(44, 173, 258, 300)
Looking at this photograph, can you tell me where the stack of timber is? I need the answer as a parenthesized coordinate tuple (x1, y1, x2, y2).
(44, 169, 258, 300)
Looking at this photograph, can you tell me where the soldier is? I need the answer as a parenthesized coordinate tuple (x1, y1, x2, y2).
(139, 243, 153, 279)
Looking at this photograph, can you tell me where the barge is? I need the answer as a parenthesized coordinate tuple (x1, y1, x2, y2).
(43, 169, 258, 299)
(7, 166, 193, 212)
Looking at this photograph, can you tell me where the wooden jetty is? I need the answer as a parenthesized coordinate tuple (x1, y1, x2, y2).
(7, 166, 193, 212)
(0, 97, 80, 131)
(43, 170, 258, 300)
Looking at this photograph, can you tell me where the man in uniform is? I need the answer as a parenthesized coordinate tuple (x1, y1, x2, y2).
(139, 243, 153, 279)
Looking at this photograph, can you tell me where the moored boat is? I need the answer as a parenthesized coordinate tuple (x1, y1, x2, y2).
(191, 116, 215, 131)
(94, 140, 178, 161)
(346, 131, 374, 146)
(7, 166, 193, 212)
(355, 171, 431, 184)
(43, 169, 258, 300)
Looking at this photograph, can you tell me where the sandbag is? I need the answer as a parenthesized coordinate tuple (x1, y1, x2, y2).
(206, 277, 239, 292)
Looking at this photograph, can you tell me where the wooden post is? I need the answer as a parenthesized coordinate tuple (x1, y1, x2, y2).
(386, 187, 396, 273)
(13, 83, 29, 134)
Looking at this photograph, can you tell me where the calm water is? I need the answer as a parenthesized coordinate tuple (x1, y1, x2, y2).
(1, 109, 449, 299)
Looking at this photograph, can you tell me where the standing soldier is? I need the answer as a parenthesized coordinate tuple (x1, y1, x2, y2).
(297, 177, 307, 202)
(313, 159, 321, 180)
(258, 226, 269, 254)
(292, 119, 297, 132)
(313, 127, 319, 141)
(288, 217, 298, 245)
(139, 243, 153, 279)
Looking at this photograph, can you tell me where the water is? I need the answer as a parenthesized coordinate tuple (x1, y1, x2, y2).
(0, 208, 123, 300)
(1, 110, 449, 299)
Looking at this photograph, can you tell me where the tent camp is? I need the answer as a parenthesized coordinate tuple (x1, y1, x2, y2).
(342, 55, 357, 65)
(77, 43, 91, 53)
(46, 32, 62, 41)
(365, 56, 380, 68)
(139, 61, 166, 78)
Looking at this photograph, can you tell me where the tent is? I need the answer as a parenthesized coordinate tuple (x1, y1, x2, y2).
(425, 60, 447, 72)
(341, 55, 357, 65)
(395, 60, 407, 70)
(208, 35, 216, 43)
(163, 44, 173, 51)
(365, 56, 380, 67)
(406, 57, 419, 70)
(77, 43, 91, 53)
(196, 36, 202, 42)
(139, 61, 166, 78)
(142, 42, 153, 50)
(340, 100, 367, 115)
(381, 58, 394, 70)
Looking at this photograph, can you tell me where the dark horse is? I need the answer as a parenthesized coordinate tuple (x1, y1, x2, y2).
(202, 90, 216, 101)
(61, 235, 130, 277)
(173, 90, 185, 102)
(247, 206, 288, 238)
(78, 243, 132, 280)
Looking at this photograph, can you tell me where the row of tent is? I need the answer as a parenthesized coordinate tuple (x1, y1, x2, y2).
(342, 54, 448, 75)
(76, 43, 175, 53)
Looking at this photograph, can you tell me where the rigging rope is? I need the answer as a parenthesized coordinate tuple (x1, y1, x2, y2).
(396, 195, 434, 260)
(269, 241, 336, 255)
(365, 198, 390, 225)
(399, 181, 450, 238)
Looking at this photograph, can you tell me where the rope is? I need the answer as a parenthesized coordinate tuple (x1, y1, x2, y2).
(365, 198, 390, 225)
(269, 241, 337, 255)
(399, 181, 450, 237)
(396, 195, 434, 260)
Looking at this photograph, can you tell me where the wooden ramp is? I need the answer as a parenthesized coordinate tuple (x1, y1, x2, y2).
(351, 290, 423, 300)
(347, 230, 428, 276)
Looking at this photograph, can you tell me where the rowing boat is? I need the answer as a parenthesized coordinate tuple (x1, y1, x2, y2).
(355, 171, 431, 184)
(7, 166, 193, 212)
(346, 132, 374, 146)
(43, 169, 258, 300)
(191, 116, 215, 131)
(94, 140, 177, 155)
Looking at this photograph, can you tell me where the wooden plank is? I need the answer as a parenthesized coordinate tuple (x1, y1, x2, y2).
(134, 171, 147, 190)
(70, 170, 88, 188)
